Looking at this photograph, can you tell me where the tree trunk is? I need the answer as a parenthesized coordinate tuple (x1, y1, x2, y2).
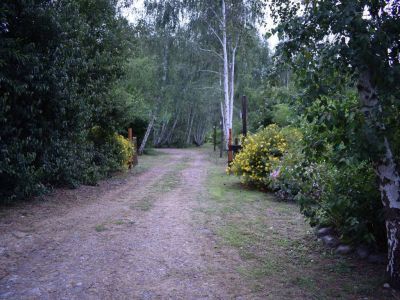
(229, 46, 237, 137)
(220, 115, 224, 158)
(154, 119, 168, 147)
(186, 111, 195, 145)
(139, 115, 155, 155)
(184, 108, 192, 142)
(165, 114, 179, 145)
(221, 0, 231, 145)
(193, 123, 206, 146)
(357, 70, 400, 289)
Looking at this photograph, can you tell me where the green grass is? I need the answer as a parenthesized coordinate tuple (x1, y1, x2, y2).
(142, 148, 165, 156)
(95, 224, 107, 232)
(198, 147, 392, 299)
(217, 224, 253, 248)
(129, 149, 171, 177)
(130, 195, 154, 211)
(130, 158, 188, 212)
(152, 160, 188, 193)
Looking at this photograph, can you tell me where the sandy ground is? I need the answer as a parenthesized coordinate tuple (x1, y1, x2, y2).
(0, 149, 251, 299)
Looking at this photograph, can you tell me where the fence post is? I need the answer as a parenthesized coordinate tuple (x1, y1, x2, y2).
(228, 128, 233, 164)
(128, 128, 133, 141)
(213, 124, 217, 151)
(128, 128, 138, 168)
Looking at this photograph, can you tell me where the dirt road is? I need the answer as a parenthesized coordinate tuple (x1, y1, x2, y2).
(0, 149, 250, 299)
(0, 148, 395, 300)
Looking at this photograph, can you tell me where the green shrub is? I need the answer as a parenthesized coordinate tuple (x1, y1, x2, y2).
(273, 126, 384, 247)
(0, 1, 134, 202)
(272, 103, 295, 126)
(295, 161, 384, 246)
(230, 123, 385, 247)
(271, 126, 305, 200)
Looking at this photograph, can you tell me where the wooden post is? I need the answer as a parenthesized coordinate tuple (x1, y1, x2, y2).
(213, 124, 217, 151)
(128, 128, 133, 141)
(220, 119, 223, 158)
(128, 128, 138, 168)
(242, 95, 248, 137)
(228, 128, 233, 164)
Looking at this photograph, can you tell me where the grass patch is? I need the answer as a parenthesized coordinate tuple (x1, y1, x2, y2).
(198, 147, 391, 299)
(128, 151, 167, 177)
(142, 148, 164, 156)
(130, 196, 154, 211)
(241, 258, 285, 278)
(217, 224, 252, 248)
(152, 161, 188, 193)
(291, 276, 315, 289)
(130, 160, 189, 212)
(328, 260, 353, 274)
(95, 224, 107, 232)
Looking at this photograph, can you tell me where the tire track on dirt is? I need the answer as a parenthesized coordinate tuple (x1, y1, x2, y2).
(0, 149, 251, 299)
(0, 150, 184, 299)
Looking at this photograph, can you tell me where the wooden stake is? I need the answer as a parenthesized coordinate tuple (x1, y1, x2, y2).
(128, 128, 138, 168)
(228, 128, 233, 164)
(213, 124, 217, 151)
(128, 128, 133, 141)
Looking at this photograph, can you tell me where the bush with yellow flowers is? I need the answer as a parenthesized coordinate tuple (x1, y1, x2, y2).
(114, 134, 134, 170)
(228, 124, 287, 188)
(88, 126, 134, 176)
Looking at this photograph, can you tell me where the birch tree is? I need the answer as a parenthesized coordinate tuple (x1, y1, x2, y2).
(186, 0, 264, 147)
(271, 0, 400, 288)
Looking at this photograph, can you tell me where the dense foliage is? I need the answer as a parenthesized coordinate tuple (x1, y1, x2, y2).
(231, 121, 385, 248)
(232, 50, 389, 248)
(229, 3, 400, 264)
(0, 0, 136, 202)
(267, 4, 400, 279)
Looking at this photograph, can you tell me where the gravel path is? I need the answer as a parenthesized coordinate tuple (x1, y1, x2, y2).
(0, 149, 250, 299)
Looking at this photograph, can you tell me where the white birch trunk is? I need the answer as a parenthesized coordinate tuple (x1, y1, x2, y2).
(165, 114, 179, 145)
(139, 115, 155, 155)
(229, 46, 237, 136)
(155, 120, 168, 147)
(221, 0, 231, 147)
(220, 101, 225, 134)
(186, 111, 195, 145)
(357, 70, 400, 289)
